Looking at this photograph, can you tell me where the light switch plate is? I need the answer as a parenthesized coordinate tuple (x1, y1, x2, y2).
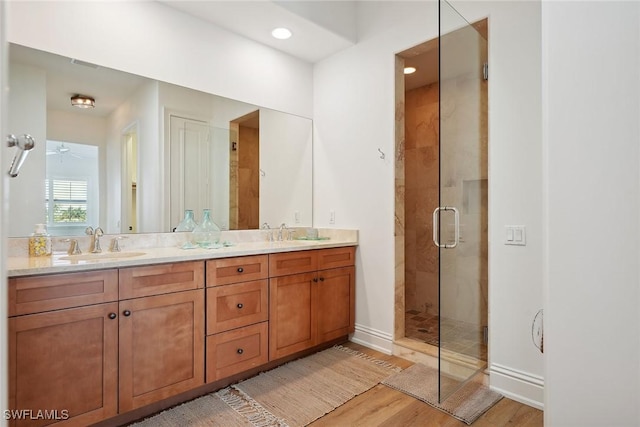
(505, 225, 526, 246)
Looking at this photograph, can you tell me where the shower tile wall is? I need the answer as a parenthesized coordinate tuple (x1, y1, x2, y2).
(439, 64, 488, 329)
(404, 82, 439, 315)
(403, 70, 488, 336)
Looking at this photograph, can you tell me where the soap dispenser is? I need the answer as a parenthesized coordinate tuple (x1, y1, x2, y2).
(29, 223, 52, 257)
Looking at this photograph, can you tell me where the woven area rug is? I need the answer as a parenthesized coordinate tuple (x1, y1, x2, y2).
(131, 345, 400, 427)
(382, 363, 503, 425)
(230, 345, 401, 426)
(132, 392, 256, 427)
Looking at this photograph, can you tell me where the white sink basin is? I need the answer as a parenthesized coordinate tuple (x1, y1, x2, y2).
(59, 252, 146, 261)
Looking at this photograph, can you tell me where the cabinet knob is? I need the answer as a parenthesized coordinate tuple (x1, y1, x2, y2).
(319, 277, 325, 282)
(237, 303, 244, 309)
(123, 309, 131, 317)
(237, 267, 244, 273)
(313, 277, 319, 282)
(237, 348, 244, 355)
(108, 312, 117, 320)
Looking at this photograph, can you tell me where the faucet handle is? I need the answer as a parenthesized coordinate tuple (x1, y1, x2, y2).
(62, 238, 81, 255)
(95, 227, 104, 237)
(85, 226, 94, 235)
(110, 236, 127, 252)
(261, 223, 274, 242)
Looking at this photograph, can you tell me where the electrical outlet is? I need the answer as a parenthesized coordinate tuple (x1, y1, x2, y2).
(294, 211, 300, 224)
(329, 210, 336, 225)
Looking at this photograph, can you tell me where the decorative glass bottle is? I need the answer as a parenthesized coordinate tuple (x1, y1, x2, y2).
(29, 223, 52, 257)
(192, 209, 221, 248)
(175, 209, 197, 232)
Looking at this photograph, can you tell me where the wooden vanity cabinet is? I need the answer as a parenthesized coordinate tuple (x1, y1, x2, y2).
(8, 270, 119, 427)
(118, 261, 205, 412)
(7, 246, 355, 425)
(269, 247, 356, 360)
(205, 255, 269, 383)
(8, 261, 206, 425)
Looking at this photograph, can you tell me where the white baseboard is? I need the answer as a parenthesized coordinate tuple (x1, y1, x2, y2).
(490, 363, 544, 410)
(350, 323, 393, 355)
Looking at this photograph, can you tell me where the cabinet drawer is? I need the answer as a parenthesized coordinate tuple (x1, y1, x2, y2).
(269, 251, 318, 277)
(8, 269, 118, 316)
(206, 255, 268, 287)
(206, 322, 268, 382)
(119, 261, 204, 299)
(207, 280, 268, 334)
(317, 246, 356, 270)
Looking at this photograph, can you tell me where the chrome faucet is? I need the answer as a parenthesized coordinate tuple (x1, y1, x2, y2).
(110, 236, 127, 252)
(62, 238, 81, 255)
(87, 227, 104, 253)
(261, 222, 273, 242)
(278, 223, 288, 241)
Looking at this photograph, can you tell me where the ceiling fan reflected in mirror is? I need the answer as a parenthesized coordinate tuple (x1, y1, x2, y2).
(46, 142, 83, 159)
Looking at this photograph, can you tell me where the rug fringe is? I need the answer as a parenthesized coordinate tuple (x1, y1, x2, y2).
(333, 344, 402, 372)
(216, 387, 289, 427)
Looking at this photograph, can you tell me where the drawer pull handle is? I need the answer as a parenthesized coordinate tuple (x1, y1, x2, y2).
(108, 313, 117, 320)
(237, 303, 244, 309)
(237, 348, 244, 355)
(123, 310, 131, 317)
(237, 267, 244, 273)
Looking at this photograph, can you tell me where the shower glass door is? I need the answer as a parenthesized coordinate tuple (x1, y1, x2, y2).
(437, 0, 488, 402)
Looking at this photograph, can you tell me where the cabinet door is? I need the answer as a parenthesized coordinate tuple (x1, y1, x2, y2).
(269, 272, 316, 359)
(119, 289, 204, 412)
(316, 266, 356, 343)
(9, 303, 118, 427)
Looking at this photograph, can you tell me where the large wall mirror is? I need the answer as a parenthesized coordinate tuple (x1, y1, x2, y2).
(7, 43, 313, 237)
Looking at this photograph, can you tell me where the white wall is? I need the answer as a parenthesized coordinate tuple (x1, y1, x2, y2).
(313, 0, 544, 407)
(452, 0, 544, 408)
(106, 80, 160, 234)
(543, 2, 640, 425)
(6, 1, 313, 118)
(7, 63, 46, 236)
(1, 2, 9, 424)
(260, 108, 313, 228)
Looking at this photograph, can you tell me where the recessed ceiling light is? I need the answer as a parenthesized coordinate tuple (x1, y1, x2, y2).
(272, 27, 292, 40)
(404, 67, 417, 75)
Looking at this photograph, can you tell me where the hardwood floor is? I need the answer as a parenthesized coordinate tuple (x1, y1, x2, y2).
(309, 342, 543, 427)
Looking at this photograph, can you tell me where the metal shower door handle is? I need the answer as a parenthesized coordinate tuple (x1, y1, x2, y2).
(432, 206, 459, 249)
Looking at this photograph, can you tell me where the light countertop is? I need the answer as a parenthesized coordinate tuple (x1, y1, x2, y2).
(7, 228, 358, 277)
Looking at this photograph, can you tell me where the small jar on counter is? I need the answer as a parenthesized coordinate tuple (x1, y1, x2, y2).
(29, 223, 52, 257)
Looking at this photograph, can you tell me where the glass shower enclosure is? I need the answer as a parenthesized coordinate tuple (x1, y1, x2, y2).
(436, 0, 488, 402)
